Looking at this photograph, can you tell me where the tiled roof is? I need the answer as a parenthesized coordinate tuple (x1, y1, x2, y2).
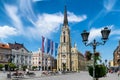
(0, 43, 10, 49)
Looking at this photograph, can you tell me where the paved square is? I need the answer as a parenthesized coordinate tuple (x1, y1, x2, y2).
(0, 71, 119, 80)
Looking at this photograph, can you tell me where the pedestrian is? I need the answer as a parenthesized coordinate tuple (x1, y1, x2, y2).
(118, 70, 120, 76)
(26, 68, 29, 74)
(2, 67, 5, 73)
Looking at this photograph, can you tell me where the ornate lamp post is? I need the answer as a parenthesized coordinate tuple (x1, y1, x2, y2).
(7, 54, 13, 78)
(81, 27, 111, 80)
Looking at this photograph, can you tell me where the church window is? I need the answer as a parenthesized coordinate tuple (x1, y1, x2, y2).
(64, 36, 65, 43)
(63, 31, 65, 35)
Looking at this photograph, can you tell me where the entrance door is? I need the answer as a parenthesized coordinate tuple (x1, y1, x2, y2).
(62, 63, 66, 71)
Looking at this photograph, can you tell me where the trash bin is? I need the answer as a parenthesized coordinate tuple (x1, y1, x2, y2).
(7, 74, 11, 78)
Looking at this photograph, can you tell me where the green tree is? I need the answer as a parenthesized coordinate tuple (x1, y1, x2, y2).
(32, 66, 37, 70)
(88, 64, 107, 79)
(0, 64, 4, 70)
(84, 51, 92, 61)
(8, 63, 16, 71)
(87, 52, 107, 80)
(22, 65, 27, 71)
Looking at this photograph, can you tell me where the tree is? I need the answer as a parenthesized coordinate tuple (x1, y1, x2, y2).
(8, 63, 17, 71)
(32, 66, 37, 70)
(0, 64, 4, 70)
(22, 65, 27, 71)
(84, 51, 92, 61)
(87, 52, 107, 80)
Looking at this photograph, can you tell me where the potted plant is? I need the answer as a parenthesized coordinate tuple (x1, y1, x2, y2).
(85, 51, 107, 80)
(88, 64, 107, 80)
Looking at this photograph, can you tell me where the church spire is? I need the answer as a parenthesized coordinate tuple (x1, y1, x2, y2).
(63, 5, 68, 26)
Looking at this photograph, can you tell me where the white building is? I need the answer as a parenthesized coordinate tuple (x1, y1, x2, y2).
(32, 48, 54, 71)
(8, 42, 32, 69)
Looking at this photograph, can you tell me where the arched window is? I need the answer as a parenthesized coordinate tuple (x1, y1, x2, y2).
(63, 31, 65, 35)
(64, 36, 65, 43)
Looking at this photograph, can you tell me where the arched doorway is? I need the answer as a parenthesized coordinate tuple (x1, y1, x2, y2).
(62, 63, 66, 71)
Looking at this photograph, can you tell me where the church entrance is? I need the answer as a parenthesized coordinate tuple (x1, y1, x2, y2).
(62, 63, 66, 71)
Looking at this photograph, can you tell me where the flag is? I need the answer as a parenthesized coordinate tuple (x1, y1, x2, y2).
(55, 43, 58, 57)
(47, 38, 51, 54)
(41, 36, 45, 53)
(51, 41, 54, 55)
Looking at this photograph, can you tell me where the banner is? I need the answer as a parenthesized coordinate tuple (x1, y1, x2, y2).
(41, 36, 45, 53)
(47, 38, 51, 54)
(55, 43, 58, 57)
(51, 41, 54, 55)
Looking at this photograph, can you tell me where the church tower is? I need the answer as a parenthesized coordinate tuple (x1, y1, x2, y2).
(57, 6, 72, 71)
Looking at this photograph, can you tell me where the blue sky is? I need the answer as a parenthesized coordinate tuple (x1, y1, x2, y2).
(0, 0, 120, 62)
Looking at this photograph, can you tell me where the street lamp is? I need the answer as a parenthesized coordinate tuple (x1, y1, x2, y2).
(7, 54, 13, 78)
(81, 27, 111, 80)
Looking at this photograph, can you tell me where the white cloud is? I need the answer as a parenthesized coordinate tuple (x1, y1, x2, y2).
(19, 0, 37, 22)
(88, 25, 113, 42)
(29, 12, 87, 37)
(88, 28, 102, 42)
(68, 12, 87, 22)
(0, 25, 18, 38)
(4, 4, 23, 33)
(103, 0, 117, 11)
(3, 1, 87, 40)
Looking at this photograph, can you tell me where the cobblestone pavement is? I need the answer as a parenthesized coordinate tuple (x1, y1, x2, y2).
(0, 71, 119, 80)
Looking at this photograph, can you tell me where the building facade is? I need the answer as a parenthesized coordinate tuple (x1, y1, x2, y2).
(71, 44, 86, 71)
(32, 48, 54, 71)
(109, 60, 114, 67)
(0, 43, 12, 70)
(57, 6, 85, 72)
(0, 43, 11, 64)
(113, 41, 120, 66)
(8, 42, 32, 69)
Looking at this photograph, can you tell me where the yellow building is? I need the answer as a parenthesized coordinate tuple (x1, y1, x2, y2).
(57, 6, 85, 72)
(109, 60, 114, 67)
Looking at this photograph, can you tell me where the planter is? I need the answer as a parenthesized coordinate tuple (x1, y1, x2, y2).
(88, 64, 107, 78)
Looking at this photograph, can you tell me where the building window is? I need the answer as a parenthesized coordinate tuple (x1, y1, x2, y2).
(63, 31, 65, 35)
(0, 55, 3, 60)
(22, 49, 24, 52)
(17, 60, 18, 63)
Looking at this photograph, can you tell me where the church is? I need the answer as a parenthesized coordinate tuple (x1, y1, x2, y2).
(57, 6, 85, 72)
